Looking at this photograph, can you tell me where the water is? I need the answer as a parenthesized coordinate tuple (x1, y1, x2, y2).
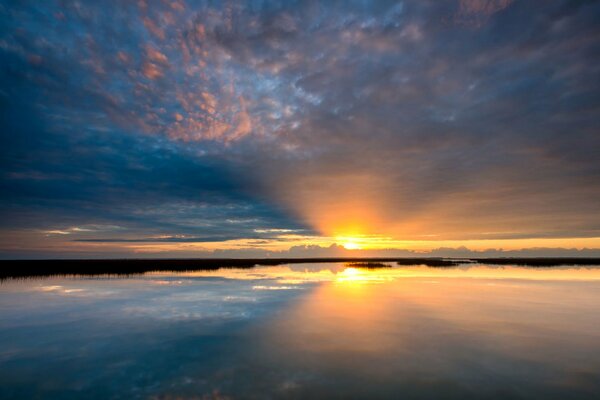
(1, 263, 599, 399)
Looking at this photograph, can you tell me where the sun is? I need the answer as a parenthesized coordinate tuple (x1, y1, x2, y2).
(342, 240, 361, 250)
(336, 235, 364, 250)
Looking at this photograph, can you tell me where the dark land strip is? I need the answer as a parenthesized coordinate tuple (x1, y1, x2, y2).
(1, 257, 600, 280)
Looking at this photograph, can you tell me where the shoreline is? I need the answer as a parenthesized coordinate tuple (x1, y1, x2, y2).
(2, 257, 600, 279)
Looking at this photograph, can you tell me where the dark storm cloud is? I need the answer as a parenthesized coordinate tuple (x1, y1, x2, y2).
(1, 0, 599, 256)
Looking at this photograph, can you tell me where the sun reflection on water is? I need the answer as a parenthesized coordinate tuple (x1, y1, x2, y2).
(335, 267, 392, 284)
(148, 263, 600, 287)
(2, 263, 600, 398)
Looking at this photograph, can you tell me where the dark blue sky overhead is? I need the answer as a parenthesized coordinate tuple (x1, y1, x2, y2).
(1, 0, 599, 258)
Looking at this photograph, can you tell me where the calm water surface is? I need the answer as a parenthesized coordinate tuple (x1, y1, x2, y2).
(1, 263, 599, 399)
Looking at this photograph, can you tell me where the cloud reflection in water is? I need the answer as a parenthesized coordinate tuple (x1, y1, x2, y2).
(0, 263, 599, 399)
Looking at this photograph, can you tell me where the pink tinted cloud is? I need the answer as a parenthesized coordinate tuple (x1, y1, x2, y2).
(455, 0, 514, 27)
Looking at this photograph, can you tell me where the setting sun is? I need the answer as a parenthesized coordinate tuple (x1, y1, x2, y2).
(342, 241, 361, 250)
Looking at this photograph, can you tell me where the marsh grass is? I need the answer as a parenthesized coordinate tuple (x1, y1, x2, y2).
(346, 262, 392, 269)
(1, 257, 599, 280)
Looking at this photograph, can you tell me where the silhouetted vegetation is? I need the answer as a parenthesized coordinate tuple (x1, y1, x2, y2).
(346, 262, 392, 269)
(473, 258, 600, 267)
(1, 257, 599, 280)
(396, 258, 463, 267)
(0, 259, 271, 280)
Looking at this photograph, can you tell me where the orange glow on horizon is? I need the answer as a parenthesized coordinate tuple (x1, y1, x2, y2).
(12, 228, 600, 255)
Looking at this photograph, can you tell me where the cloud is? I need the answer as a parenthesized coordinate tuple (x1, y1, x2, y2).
(454, 0, 514, 27)
(1, 1, 599, 257)
(207, 244, 600, 259)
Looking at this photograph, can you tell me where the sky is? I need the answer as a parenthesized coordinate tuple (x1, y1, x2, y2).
(1, 0, 599, 259)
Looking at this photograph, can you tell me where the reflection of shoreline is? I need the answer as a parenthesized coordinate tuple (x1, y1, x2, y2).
(78, 264, 600, 284)
(155, 264, 600, 284)
(2, 258, 600, 280)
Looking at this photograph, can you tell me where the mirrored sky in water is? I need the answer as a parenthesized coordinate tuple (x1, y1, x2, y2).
(1, 263, 600, 399)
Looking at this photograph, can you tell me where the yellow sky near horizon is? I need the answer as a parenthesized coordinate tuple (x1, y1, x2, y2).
(5, 229, 599, 256)
(125, 235, 600, 254)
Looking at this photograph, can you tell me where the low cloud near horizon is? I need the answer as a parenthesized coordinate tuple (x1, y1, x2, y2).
(3, 243, 600, 260)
